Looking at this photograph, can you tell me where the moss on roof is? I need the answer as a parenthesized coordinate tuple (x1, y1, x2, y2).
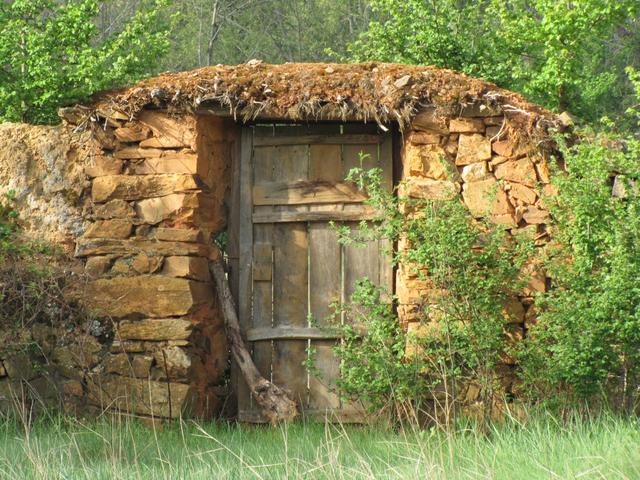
(85, 62, 559, 135)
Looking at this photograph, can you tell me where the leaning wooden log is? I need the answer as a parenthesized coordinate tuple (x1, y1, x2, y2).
(209, 258, 299, 424)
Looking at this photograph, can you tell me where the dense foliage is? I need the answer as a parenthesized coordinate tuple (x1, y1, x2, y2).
(0, 0, 171, 123)
(331, 160, 532, 422)
(348, 0, 640, 122)
(518, 76, 640, 413)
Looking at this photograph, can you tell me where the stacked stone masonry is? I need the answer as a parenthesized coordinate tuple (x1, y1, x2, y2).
(0, 99, 556, 420)
(73, 111, 233, 420)
(398, 105, 553, 403)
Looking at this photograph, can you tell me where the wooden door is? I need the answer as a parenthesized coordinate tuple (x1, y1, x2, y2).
(237, 123, 393, 422)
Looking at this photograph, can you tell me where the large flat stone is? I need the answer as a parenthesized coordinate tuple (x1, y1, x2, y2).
(86, 375, 190, 418)
(127, 152, 202, 175)
(456, 134, 492, 165)
(404, 144, 454, 180)
(162, 256, 210, 281)
(449, 118, 485, 133)
(462, 178, 513, 218)
(83, 219, 133, 239)
(92, 175, 202, 203)
(75, 238, 211, 257)
(494, 158, 537, 188)
(117, 319, 193, 341)
(405, 178, 460, 200)
(84, 276, 212, 318)
(138, 111, 196, 149)
(134, 192, 218, 225)
(410, 108, 449, 134)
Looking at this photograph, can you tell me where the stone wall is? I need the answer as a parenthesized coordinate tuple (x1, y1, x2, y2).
(396, 105, 554, 402)
(0, 111, 232, 421)
(0, 123, 88, 251)
(0, 100, 555, 420)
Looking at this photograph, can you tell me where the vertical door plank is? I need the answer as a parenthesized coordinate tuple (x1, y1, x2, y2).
(252, 225, 274, 387)
(379, 133, 394, 192)
(271, 143, 310, 408)
(237, 127, 254, 419)
(308, 222, 341, 410)
(272, 223, 309, 405)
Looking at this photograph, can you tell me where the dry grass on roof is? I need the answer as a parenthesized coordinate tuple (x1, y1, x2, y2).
(90, 62, 559, 134)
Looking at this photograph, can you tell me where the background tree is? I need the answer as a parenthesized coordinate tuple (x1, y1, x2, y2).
(347, 0, 640, 123)
(0, 0, 172, 123)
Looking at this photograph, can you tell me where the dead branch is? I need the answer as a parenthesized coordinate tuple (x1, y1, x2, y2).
(209, 258, 298, 424)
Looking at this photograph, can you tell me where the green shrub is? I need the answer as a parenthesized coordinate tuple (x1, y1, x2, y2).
(329, 159, 532, 424)
(516, 70, 640, 413)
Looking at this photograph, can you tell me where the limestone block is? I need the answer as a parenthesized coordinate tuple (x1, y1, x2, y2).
(404, 143, 454, 180)
(492, 140, 531, 159)
(462, 178, 513, 218)
(456, 134, 492, 165)
(449, 118, 485, 134)
(407, 131, 442, 145)
(132, 355, 154, 378)
(162, 256, 211, 281)
(405, 322, 442, 357)
(94, 199, 136, 220)
(111, 258, 132, 275)
(106, 354, 153, 378)
(535, 161, 551, 184)
(114, 147, 164, 159)
(507, 182, 537, 205)
(114, 125, 151, 143)
(153, 347, 191, 380)
(138, 110, 196, 149)
(494, 158, 537, 188)
(85, 256, 112, 278)
(411, 108, 449, 134)
(117, 319, 193, 341)
(404, 178, 459, 200)
(460, 162, 490, 183)
(132, 254, 163, 274)
(83, 219, 133, 239)
(154, 228, 204, 243)
(127, 154, 200, 176)
(105, 353, 130, 375)
(84, 276, 212, 318)
(62, 380, 84, 397)
(92, 174, 201, 203)
(92, 126, 118, 150)
(491, 140, 516, 157)
(110, 341, 146, 353)
(85, 156, 123, 177)
(86, 375, 190, 418)
(522, 206, 549, 224)
(75, 237, 211, 257)
(3, 354, 36, 380)
(503, 298, 525, 323)
(521, 261, 547, 295)
(134, 193, 218, 226)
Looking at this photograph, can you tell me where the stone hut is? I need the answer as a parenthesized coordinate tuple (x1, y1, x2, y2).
(0, 63, 561, 422)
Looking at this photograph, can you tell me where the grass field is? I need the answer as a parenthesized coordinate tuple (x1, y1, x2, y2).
(0, 413, 638, 479)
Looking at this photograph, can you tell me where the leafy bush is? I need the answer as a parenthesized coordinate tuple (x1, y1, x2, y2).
(518, 128, 640, 412)
(0, 0, 172, 124)
(330, 160, 532, 424)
